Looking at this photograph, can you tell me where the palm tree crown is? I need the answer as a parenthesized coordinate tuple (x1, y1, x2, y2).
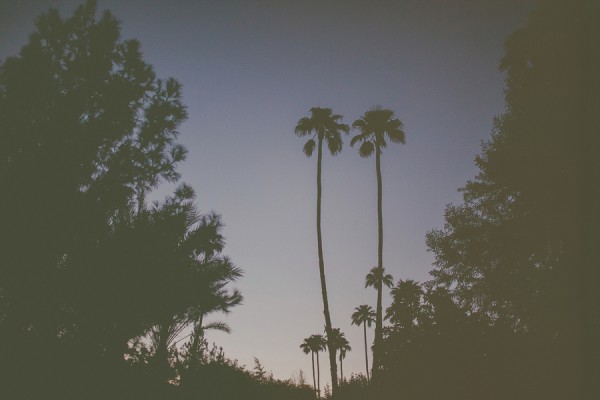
(365, 266, 394, 290)
(351, 305, 376, 327)
(350, 106, 405, 157)
(295, 107, 350, 157)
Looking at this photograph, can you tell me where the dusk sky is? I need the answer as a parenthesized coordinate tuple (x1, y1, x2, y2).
(1, 0, 533, 387)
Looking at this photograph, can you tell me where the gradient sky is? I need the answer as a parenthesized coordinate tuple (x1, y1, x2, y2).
(1, 0, 533, 387)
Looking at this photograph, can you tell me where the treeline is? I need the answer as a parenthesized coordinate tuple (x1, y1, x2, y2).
(295, 1, 598, 399)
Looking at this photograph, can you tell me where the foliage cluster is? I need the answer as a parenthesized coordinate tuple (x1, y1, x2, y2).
(372, 1, 598, 398)
(0, 1, 244, 398)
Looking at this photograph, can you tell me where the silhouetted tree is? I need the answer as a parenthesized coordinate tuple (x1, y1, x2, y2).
(351, 107, 406, 375)
(300, 336, 318, 395)
(295, 107, 349, 395)
(301, 334, 327, 397)
(146, 206, 242, 382)
(424, 0, 598, 397)
(0, 1, 242, 397)
(385, 279, 423, 331)
(365, 266, 394, 292)
(351, 305, 375, 382)
(328, 328, 351, 386)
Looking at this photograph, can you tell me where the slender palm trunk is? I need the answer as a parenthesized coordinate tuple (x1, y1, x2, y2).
(373, 149, 384, 376)
(316, 350, 321, 397)
(363, 321, 370, 382)
(311, 351, 317, 396)
(339, 353, 343, 386)
(315, 138, 339, 395)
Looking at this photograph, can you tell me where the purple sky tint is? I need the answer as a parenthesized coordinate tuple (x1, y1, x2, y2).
(1, 0, 533, 386)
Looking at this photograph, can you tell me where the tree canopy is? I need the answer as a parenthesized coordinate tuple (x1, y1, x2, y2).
(0, 1, 242, 397)
(423, 0, 598, 397)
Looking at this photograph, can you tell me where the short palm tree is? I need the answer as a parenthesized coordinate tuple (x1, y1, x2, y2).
(351, 305, 376, 382)
(328, 328, 351, 386)
(300, 334, 327, 397)
(295, 107, 349, 395)
(300, 336, 318, 395)
(351, 107, 405, 374)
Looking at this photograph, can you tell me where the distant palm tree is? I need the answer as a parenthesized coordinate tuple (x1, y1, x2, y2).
(295, 107, 349, 395)
(328, 328, 351, 386)
(351, 305, 376, 382)
(314, 334, 328, 397)
(300, 336, 318, 395)
(300, 334, 328, 397)
(351, 107, 405, 374)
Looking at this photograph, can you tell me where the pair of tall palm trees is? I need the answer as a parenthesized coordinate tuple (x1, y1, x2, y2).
(294, 106, 406, 391)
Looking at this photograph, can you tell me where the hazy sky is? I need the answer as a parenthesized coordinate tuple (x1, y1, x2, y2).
(1, 0, 533, 387)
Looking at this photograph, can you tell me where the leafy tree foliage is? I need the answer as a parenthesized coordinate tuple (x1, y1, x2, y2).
(421, 0, 599, 398)
(0, 2, 242, 397)
(176, 342, 315, 400)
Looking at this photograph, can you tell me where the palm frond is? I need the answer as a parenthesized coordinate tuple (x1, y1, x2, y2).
(203, 321, 232, 334)
(350, 131, 369, 146)
(359, 141, 374, 158)
(387, 121, 405, 144)
(303, 139, 316, 157)
(326, 132, 343, 156)
(294, 117, 313, 137)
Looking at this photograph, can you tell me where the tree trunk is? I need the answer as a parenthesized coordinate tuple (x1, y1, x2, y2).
(339, 353, 343, 386)
(316, 350, 321, 397)
(312, 351, 317, 396)
(315, 138, 339, 395)
(364, 321, 370, 382)
(373, 148, 384, 376)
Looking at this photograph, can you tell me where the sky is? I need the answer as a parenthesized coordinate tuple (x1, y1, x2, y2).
(1, 0, 534, 387)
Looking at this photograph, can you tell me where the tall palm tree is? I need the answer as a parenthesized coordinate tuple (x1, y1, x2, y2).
(295, 107, 349, 395)
(328, 328, 351, 386)
(351, 304, 376, 382)
(351, 107, 406, 375)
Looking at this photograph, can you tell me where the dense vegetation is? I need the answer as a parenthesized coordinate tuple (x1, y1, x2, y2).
(1, 0, 596, 399)
(374, 1, 598, 398)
